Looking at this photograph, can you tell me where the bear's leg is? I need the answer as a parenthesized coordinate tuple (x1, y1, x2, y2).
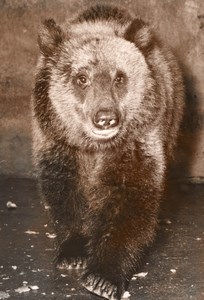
(82, 187, 160, 300)
(56, 235, 88, 270)
(38, 147, 87, 270)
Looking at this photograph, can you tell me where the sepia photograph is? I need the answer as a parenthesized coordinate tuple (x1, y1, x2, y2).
(0, 0, 203, 299)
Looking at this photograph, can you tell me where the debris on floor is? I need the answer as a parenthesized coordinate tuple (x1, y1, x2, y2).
(25, 230, 39, 235)
(170, 269, 177, 274)
(122, 291, 131, 298)
(132, 272, 148, 279)
(6, 201, 17, 209)
(15, 286, 30, 294)
(15, 284, 39, 294)
(45, 233, 56, 239)
(0, 291, 10, 299)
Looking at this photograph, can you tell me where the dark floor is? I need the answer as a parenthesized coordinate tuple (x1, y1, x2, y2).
(0, 178, 204, 300)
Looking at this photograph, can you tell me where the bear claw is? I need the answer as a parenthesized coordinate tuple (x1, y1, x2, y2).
(82, 274, 119, 300)
(57, 258, 87, 270)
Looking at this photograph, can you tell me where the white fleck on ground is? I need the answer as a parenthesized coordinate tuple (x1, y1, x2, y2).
(122, 291, 131, 298)
(0, 291, 10, 299)
(11, 266, 17, 270)
(46, 233, 57, 239)
(29, 285, 39, 291)
(15, 286, 30, 293)
(15, 285, 39, 294)
(170, 269, 177, 274)
(165, 219, 172, 224)
(132, 272, 148, 280)
(25, 230, 39, 235)
(44, 205, 51, 210)
(6, 201, 17, 209)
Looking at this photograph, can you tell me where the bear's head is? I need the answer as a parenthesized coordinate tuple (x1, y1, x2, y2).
(34, 18, 160, 151)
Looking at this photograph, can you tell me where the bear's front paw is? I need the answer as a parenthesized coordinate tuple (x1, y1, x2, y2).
(56, 235, 88, 270)
(82, 273, 121, 300)
(57, 258, 87, 270)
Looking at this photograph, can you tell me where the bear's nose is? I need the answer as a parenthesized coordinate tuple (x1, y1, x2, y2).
(93, 110, 119, 129)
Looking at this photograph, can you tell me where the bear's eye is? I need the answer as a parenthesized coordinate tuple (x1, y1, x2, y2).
(114, 73, 125, 85)
(76, 75, 88, 86)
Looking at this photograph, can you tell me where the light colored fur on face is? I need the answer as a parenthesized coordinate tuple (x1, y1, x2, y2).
(68, 20, 128, 40)
(33, 8, 184, 162)
(49, 36, 151, 149)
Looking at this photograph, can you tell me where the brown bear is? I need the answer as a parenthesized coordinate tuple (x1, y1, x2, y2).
(32, 4, 184, 300)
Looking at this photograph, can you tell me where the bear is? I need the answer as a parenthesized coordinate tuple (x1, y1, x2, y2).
(32, 4, 184, 300)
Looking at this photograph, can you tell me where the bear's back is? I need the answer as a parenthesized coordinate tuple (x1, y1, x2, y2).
(76, 4, 131, 25)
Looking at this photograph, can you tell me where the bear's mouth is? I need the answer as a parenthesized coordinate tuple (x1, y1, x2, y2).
(90, 127, 119, 141)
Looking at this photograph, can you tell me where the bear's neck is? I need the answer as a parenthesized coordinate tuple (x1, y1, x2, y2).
(76, 143, 153, 188)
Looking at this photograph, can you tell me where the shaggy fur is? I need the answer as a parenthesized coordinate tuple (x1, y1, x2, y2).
(32, 5, 184, 300)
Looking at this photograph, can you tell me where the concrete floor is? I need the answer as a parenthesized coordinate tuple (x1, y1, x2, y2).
(0, 178, 204, 300)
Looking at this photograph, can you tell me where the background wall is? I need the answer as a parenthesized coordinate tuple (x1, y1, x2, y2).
(0, 0, 203, 179)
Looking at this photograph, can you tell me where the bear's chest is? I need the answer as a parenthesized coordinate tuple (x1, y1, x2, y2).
(77, 151, 106, 186)
(76, 148, 148, 188)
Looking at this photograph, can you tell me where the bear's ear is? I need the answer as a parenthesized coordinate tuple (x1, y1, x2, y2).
(124, 19, 154, 54)
(38, 19, 65, 57)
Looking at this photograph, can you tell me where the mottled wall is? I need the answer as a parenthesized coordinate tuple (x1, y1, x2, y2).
(0, 0, 203, 179)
